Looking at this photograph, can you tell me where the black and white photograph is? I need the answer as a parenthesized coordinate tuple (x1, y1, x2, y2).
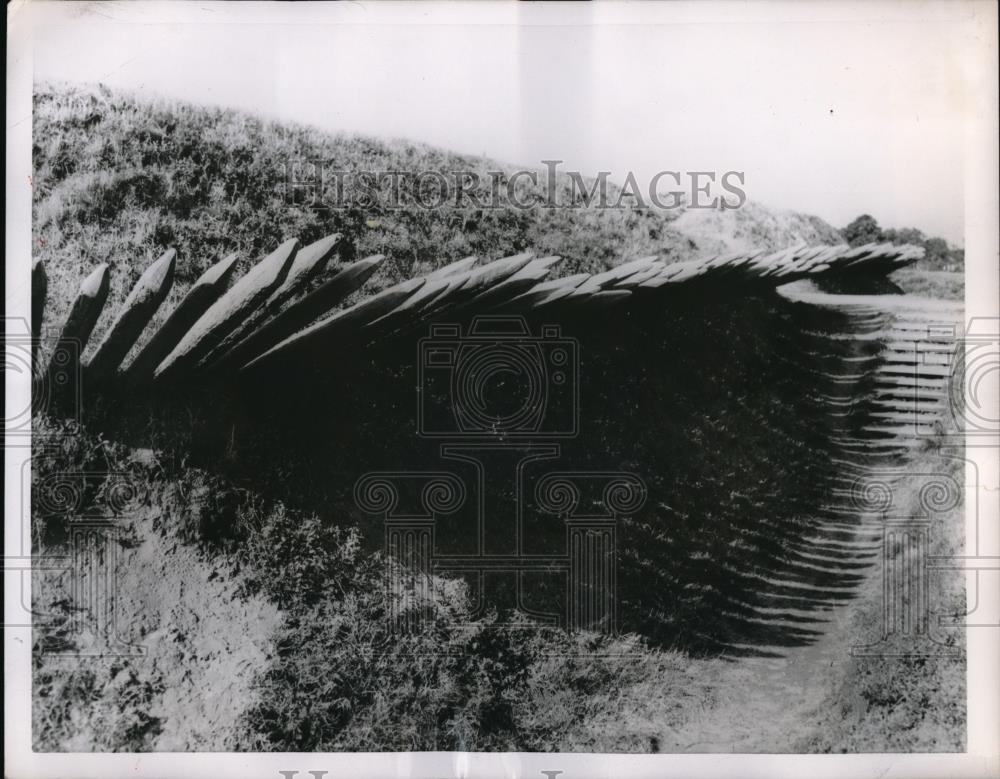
(5, 2, 999, 777)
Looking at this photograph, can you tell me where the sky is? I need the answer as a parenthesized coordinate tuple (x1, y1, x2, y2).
(28, 1, 993, 245)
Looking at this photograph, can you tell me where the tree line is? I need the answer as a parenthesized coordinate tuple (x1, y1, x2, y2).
(841, 214, 963, 270)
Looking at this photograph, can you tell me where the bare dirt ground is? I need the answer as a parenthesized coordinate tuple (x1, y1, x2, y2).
(33, 482, 281, 751)
(656, 556, 868, 752)
(31, 291, 966, 753)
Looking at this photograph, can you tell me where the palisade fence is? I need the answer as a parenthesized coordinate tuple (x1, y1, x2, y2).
(32, 236, 924, 395)
(30, 235, 971, 650)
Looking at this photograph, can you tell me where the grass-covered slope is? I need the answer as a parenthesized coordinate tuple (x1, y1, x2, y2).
(33, 81, 857, 334)
(30, 82, 964, 754)
(33, 82, 696, 334)
(32, 415, 706, 752)
(669, 201, 844, 256)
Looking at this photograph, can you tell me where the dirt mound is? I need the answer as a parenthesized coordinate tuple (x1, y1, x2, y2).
(32, 451, 281, 752)
(671, 201, 844, 257)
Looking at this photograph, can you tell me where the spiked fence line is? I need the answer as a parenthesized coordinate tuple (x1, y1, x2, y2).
(33, 237, 922, 391)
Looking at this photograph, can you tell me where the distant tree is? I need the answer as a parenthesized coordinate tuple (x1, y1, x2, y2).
(882, 226, 925, 245)
(922, 236, 951, 269)
(842, 214, 882, 246)
(841, 213, 962, 271)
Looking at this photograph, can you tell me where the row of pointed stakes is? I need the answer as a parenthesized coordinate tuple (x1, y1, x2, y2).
(32, 237, 922, 392)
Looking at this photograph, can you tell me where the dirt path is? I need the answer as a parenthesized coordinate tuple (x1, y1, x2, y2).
(656, 293, 963, 753)
(654, 538, 874, 752)
(33, 479, 283, 752)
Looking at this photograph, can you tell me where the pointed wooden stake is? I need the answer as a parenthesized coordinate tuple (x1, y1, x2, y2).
(210, 254, 385, 371)
(125, 252, 240, 381)
(155, 238, 299, 379)
(32, 258, 47, 368)
(85, 249, 176, 379)
(200, 233, 341, 369)
(44, 264, 110, 408)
